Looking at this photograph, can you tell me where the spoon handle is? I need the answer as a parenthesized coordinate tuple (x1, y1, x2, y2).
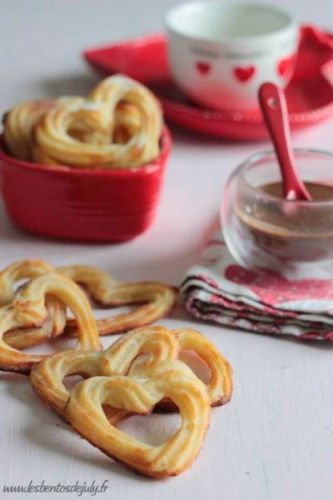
(259, 82, 311, 201)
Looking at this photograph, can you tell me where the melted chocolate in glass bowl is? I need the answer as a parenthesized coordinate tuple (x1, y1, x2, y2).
(235, 181, 333, 262)
(261, 181, 333, 201)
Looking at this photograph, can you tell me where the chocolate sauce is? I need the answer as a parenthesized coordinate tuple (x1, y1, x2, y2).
(235, 181, 333, 262)
(261, 181, 333, 201)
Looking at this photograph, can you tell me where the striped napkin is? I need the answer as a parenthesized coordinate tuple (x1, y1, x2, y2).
(180, 230, 333, 341)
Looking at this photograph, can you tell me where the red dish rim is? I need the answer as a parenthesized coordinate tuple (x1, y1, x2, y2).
(0, 126, 171, 178)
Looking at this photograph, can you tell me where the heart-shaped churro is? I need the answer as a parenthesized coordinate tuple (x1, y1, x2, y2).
(3, 75, 163, 169)
(66, 359, 210, 477)
(0, 272, 101, 373)
(33, 75, 162, 168)
(0, 260, 176, 352)
(59, 265, 177, 337)
(0, 260, 67, 350)
(31, 326, 232, 416)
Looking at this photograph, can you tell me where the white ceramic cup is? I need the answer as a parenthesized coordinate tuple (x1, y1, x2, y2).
(165, 2, 299, 111)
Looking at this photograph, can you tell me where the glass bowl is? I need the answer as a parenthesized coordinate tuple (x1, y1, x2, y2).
(222, 149, 333, 276)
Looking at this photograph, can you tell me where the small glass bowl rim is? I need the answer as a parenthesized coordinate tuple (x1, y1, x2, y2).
(236, 148, 333, 207)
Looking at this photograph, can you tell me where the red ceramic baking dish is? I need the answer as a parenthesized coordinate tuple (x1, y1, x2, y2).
(0, 127, 171, 242)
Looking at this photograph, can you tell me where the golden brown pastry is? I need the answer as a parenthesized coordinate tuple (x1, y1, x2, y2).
(112, 102, 142, 144)
(32, 101, 142, 162)
(0, 260, 66, 349)
(0, 260, 176, 349)
(58, 265, 177, 337)
(33, 75, 162, 168)
(30, 325, 232, 417)
(89, 75, 162, 164)
(3, 75, 162, 169)
(2, 97, 96, 165)
(31, 326, 232, 477)
(31, 326, 176, 416)
(0, 272, 101, 373)
(66, 359, 210, 477)
(167, 327, 233, 407)
(3, 100, 55, 161)
(0, 259, 53, 305)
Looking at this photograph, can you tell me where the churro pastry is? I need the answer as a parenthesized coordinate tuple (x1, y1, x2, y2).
(31, 96, 115, 165)
(2, 75, 162, 169)
(34, 75, 162, 168)
(0, 260, 176, 349)
(58, 265, 177, 337)
(89, 75, 162, 164)
(32, 326, 218, 477)
(31, 326, 232, 418)
(30, 327, 232, 477)
(3, 100, 55, 161)
(66, 360, 210, 477)
(0, 272, 101, 373)
(0, 262, 232, 478)
(0, 260, 66, 350)
(31, 100, 142, 164)
(2, 97, 101, 165)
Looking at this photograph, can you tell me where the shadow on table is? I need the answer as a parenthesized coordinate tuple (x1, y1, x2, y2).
(3, 375, 148, 481)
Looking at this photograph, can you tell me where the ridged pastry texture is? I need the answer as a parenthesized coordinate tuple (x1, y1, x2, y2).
(89, 75, 162, 166)
(2, 97, 103, 164)
(0, 272, 101, 373)
(30, 325, 232, 417)
(30, 326, 232, 477)
(2, 75, 162, 168)
(0, 260, 176, 352)
(0, 263, 232, 478)
(0, 260, 66, 350)
(59, 265, 177, 337)
(33, 75, 162, 168)
(66, 360, 211, 477)
(2, 100, 56, 161)
(30, 325, 174, 419)
(30, 326, 232, 478)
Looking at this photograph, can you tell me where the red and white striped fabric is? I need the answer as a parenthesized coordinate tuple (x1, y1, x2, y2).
(180, 231, 333, 341)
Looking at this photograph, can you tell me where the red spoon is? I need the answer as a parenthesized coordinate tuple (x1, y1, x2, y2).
(259, 82, 312, 201)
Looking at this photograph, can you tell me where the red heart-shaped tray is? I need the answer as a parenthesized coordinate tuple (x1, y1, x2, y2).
(83, 25, 333, 140)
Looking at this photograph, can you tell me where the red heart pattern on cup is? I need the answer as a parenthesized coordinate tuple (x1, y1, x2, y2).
(277, 54, 296, 78)
(233, 65, 256, 83)
(193, 54, 296, 99)
(196, 61, 211, 75)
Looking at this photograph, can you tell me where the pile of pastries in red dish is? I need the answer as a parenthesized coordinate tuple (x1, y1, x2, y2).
(2, 74, 163, 169)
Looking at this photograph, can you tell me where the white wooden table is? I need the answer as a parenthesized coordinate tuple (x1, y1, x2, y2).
(1, 1, 333, 499)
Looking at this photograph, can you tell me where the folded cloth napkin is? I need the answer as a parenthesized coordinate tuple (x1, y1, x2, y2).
(180, 230, 333, 341)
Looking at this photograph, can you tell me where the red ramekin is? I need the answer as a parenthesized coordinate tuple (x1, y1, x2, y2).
(0, 127, 171, 242)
